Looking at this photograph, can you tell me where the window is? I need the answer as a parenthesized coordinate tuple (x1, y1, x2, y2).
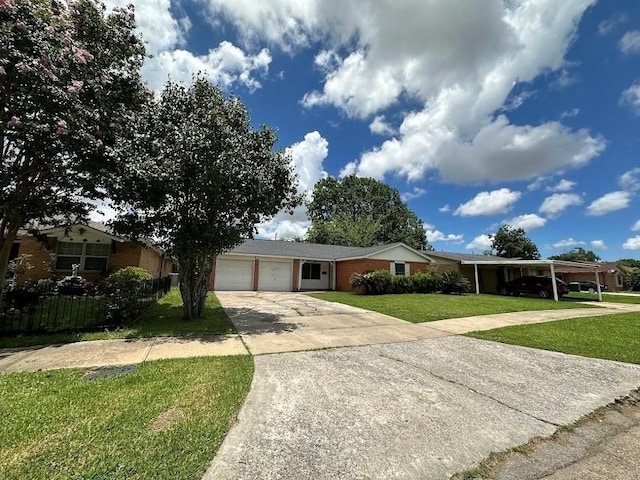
(56, 241, 110, 271)
(302, 262, 321, 280)
(616, 274, 623, 288)
(394, 262, 406, 276)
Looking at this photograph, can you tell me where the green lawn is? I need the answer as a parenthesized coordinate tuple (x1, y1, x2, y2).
(468, 312, 640, 364)
(0, 289, 236, 348)
(0, 355, 253, 480)
(566, 291, 640, 304)
(309, 292, 600, 323)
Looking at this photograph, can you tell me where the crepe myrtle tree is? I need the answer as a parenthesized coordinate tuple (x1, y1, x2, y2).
(0, 0, 149, 285)
(111, 77, 301, 319)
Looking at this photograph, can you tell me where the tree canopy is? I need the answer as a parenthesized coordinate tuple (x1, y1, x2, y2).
(617, 258, 640, 269)
(548, 247, 600, 262)
(489, 225, 540, 259)
(112, 77, 300, 319)
(0, 0, 148, 283)
(306, 176, 430, 250)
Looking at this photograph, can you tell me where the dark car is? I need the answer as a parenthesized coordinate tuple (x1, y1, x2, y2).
(578, 281, 607, 292)
(499, 276, 568, 299)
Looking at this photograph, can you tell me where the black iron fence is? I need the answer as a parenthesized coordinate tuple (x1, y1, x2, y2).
(0, 276, 172, 335)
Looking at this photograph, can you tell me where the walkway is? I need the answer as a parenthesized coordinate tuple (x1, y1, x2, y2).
(1, 292, 639, 373)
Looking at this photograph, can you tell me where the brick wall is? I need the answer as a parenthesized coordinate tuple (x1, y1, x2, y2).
(335, 259, 392, 291)
(408, 262, 431, 274)
(16, 236, 56, 283)
(109, 242, 142, 274)
(292, 259, 300, 291)
(137, 246, 171, 278)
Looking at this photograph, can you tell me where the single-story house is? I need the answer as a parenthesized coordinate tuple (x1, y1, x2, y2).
(10, 221, 172, 283)
(209, 239, 435, 292)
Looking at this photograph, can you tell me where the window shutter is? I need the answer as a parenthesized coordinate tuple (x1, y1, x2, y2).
(406, 263, 410, 276)
(390, 262, 395, 274)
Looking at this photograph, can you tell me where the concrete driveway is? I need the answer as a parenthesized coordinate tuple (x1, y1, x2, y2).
(216, 291, 450, 354)
(207, 292, 640, 480)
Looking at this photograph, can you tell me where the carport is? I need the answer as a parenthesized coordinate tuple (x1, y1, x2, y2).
(460, 259, 603, 301)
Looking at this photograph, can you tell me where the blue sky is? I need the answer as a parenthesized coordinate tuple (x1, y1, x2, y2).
(102, 0, 640, 260)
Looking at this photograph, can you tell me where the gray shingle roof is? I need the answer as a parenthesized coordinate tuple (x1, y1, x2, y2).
(225, 239, 424, 261)
(426, 250, 509, 262)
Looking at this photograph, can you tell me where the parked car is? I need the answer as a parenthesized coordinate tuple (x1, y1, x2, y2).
(578, 281, 607, 292)
(498, 276, 568, 299)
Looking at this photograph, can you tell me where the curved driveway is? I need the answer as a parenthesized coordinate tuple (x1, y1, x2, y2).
(206, 292, 640, 480)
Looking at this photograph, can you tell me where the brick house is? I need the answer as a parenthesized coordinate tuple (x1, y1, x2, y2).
(11, 222, 172, 283)
(209, 239, 435, 292)
(553, 262, 635, 292)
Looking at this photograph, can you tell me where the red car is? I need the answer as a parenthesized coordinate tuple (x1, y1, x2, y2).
(499, 276, 568, 299)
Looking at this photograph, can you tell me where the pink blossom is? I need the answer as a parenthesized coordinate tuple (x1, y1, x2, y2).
(61, 33, 73, 45)
(0, 0, 16, 12)
(15, 20, 26, 31)
(56, 119, 68, 135)
(73, 49, 93, 65)
(67, 80, 84, 94)
(7, 116, 22, 127)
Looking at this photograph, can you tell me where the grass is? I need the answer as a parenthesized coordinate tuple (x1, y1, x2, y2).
(309, 292, 600, 323)
(468, 312, 640, 364)
(566, 291, 640, 304)
(0, 289, 236, 349)
(0, 355, 252, 480)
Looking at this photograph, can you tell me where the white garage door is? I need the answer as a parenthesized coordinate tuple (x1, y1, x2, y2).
(258, 261, 292, 291)
(215, 259, 253, 291)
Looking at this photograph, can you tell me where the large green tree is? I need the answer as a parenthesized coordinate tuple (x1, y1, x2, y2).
(490, 225, 540, 259)
(307, 176, 430, 250)
(112, 77, 300, 319)
(0, 0, 148, 284)
(549, 247, 600, 262)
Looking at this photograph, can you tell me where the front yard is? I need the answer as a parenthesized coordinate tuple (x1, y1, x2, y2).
(0, 289, 236, 348)
(566, 291, 640, 304)
(468, 312, 640, 364)
(309, 292, 600, 323)
(0, 356, 253, 480)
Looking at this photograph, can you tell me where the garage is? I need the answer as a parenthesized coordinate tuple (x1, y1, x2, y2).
(214, 258, 254, 291)
(258, 261, 292, 291)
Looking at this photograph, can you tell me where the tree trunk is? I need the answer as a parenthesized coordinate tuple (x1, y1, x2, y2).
(178, 252, 214, 320)
(0, 223, 20, 289)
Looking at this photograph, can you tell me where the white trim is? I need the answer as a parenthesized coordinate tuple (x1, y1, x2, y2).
(339, 243, 434, 262)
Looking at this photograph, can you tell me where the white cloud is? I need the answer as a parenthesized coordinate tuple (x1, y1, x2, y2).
(143, 43, 271, 92)
(560, 108, 580, 119)
(619, 167, 640, 192)
(591, 240, 607, 249)
(438, 204, 451, 213)
(424, 224, 464, 244)
(527, 176, 549, 191)
(623, 236, 640, 250)
(621, 82, 640, 114)
(619, 30, 640, 55)
(598, 13, 627, 36)
(632, 220, 640, 232)
(466, 234, 492, 251)
(546, 179, 576, 192)
(256, 131, 329, 239)
(539, 193, 583, 218)
(400, 187, 426, 202)
(203, 0, 603, 184)
(504, 214, 547, 231)
(454, 189, 521, 217)
(586, 191, 631, 216)
(553, 238, 585, 249)
(369, 115, 396, 136)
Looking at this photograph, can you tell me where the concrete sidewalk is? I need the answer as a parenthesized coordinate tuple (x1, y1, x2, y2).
(0, 335, 247, 373)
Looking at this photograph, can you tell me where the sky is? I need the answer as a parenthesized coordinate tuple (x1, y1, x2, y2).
(100, 0, 640, 261)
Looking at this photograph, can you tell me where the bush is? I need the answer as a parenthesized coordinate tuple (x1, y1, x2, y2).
(411, 271, 442, 293)
(390, 274, 413, 294)
(624, 270, 640, 292)
(440, 271, 471, 295)
(349, 269, 393, 295)
(101, 267, 153, 323)
(57, 276, 94, 296)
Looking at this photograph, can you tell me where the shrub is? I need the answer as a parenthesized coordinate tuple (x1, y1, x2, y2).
(349, 269, 393, 295)
(391, 275, 413, 294)
(411, 271, 442, 293)
(624, 270, 640, 292)
(440, 271, 471, 295)
(101, 267, 153, 323)
(57, 276, 93, 296)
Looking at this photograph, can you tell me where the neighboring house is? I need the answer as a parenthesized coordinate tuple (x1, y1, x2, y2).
(12, 221, 172, 283)
(209, 239, 435, 292)
(554, 262, 634, 292)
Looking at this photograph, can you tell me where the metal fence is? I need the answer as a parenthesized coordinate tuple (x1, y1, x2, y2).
(0, 276, 172, 335)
